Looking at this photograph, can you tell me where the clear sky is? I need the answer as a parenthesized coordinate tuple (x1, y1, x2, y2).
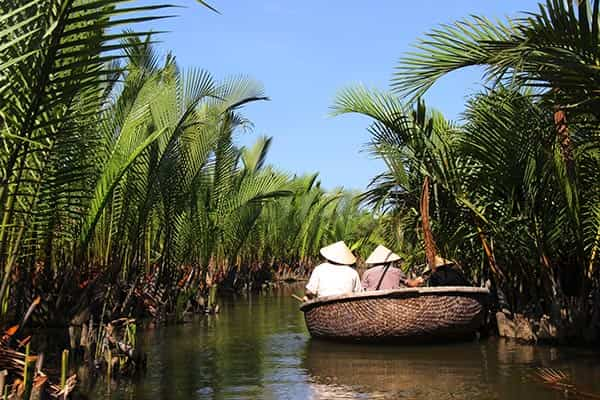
(147, 1, 541, 190)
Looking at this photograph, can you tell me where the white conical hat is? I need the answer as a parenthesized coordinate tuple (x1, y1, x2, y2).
(320, 241, 356, 265)
(365, 245, 401, 265)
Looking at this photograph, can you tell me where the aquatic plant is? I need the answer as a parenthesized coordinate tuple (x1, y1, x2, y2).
(0, 0, 375, 330)
(334, 0, 600, 341)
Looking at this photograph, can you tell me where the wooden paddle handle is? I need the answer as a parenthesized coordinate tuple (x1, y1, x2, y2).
(291, 294, 305, 303)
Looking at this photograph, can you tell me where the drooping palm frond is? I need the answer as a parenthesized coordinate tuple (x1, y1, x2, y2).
(394, 0, 600, 116)
(334, 75, 600, 304)
(1, 0, 376, 326)
(0, 0, 198, 308)
(394, 15, 515, 100)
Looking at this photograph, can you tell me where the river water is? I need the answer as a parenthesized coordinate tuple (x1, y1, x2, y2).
(85, 284, 600, 399)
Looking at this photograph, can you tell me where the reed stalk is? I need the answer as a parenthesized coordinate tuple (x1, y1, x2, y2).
(60, 350, 68, 390)
(23, 343, 29, 386)
(22, 343, 33, 400)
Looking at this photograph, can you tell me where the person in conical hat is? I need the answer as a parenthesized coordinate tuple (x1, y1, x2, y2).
(319, 241, 357, 265)
(422, 255, 454, 273)
(426, 255, 470, 287)
(433, 255, 453, 268)
(361, 245, 424, 291)
(303, 241, 362, 300)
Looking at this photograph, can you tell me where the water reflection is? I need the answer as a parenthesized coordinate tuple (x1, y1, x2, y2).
(304, 340, 495, 399)
(82, 285, 600, 400)
(303, 336, 600, 400)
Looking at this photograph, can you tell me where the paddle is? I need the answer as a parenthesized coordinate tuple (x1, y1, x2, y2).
(291, 294, 305, 303)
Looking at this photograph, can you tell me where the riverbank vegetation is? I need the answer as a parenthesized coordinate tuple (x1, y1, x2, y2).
(0, 0, 377, 395)
(2, 0, 600, 395)
(336, 0, 600, 342)
(1, 0, 377, 325)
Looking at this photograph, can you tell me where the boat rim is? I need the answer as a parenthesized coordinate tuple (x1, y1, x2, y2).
(299, 286, 490, 311)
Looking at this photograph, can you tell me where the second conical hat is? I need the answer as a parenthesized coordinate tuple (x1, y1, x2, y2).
(365, 245, 401, 265)
(320, 241, 356, 265)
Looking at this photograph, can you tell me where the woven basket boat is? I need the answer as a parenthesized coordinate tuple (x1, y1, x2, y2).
(300, 286, 489, 343)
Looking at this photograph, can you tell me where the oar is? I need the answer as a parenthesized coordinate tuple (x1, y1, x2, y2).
(291, 294, 305, 303)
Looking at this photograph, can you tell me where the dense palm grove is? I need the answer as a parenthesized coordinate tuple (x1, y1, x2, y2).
(0, 0, 374, 332)
(336, 0, 600, 339)
(5, 0, 599, 397)
(0, 0, 599, 366)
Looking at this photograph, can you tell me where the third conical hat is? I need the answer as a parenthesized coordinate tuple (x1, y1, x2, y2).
(365, 245, 401, 265)
(320, 241, 356, 265)
(433, 255, 454, 268)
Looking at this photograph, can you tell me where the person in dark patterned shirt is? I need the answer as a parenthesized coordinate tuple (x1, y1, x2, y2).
(427, 256, 470, 287)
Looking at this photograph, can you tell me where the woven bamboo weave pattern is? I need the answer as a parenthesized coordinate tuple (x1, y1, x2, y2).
(301, 287, 488, 342)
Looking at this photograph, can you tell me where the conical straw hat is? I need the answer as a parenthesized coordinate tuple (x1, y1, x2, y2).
(423, 255, 454, 273)
(365, 245, 401, 265)
(433, 255, 454, 267)
(320, 241, 356, 265)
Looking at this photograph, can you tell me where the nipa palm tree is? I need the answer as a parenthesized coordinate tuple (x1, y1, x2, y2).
(393, 0, 600, 278)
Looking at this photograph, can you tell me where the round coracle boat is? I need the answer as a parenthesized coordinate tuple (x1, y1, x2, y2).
(300, 286, 489, 343)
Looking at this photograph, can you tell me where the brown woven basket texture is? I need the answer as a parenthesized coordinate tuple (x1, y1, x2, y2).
(303, 293, 485, 342)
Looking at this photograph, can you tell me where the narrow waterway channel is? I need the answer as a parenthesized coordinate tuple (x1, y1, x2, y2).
(82, 284, 600, 399)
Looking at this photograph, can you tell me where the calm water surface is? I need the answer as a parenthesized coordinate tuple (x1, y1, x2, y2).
(85, 285, 600, 399)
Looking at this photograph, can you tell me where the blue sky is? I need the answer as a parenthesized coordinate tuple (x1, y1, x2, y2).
(147, 1, 541, 190)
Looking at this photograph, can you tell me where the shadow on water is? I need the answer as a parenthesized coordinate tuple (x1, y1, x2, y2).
(80, 284, 600, 399)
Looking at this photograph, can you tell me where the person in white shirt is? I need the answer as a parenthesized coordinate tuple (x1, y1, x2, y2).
(303, 241, 362, 300)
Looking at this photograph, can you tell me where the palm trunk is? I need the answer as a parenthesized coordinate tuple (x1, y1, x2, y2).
(420, 176, 437, 267)
(554, 109, 587, 289)
(477, 227, 504, 281)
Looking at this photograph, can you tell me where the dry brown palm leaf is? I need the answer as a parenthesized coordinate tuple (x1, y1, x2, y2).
(16, 335, 31, 349)
(0, 297, 77, 398)
(534, 367, 572, 387)
(20, 296, 41, 327)
(533, 368, 600, 400)
(3, 325, 19, 342)
(48, 374, 77, 398)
